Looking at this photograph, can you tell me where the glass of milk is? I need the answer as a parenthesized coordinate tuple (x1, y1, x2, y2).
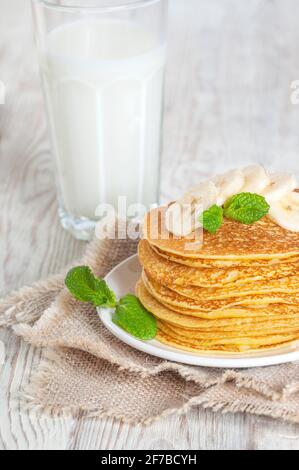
(31, 0, 168, 240)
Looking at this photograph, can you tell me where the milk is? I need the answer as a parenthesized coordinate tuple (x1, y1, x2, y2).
(40, 19, 166, 219)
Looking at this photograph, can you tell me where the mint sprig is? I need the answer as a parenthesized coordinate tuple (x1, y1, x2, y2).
(65, 266, 116, 308)
(198, 192, 270, 234)
(200, 205, 223, 234)
(113, 294, 157, 340)
(224, 192, 270, 225)
(65, 266, 157, 340)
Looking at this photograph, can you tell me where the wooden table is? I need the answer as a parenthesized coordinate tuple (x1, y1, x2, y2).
(1, 0, 299, 450)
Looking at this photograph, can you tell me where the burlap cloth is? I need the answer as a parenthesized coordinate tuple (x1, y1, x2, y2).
(1, 236, 299, 425)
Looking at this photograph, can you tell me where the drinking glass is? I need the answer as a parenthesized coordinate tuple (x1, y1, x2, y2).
(31, 0, 168, 240)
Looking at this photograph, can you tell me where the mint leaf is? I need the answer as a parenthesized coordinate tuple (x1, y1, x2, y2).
(112, 294, 157, 340)
(65, 267, 157, 341)
(65, 266, 116, 308)
(224, 192, 270, 224)
(200, 204, 223, 234)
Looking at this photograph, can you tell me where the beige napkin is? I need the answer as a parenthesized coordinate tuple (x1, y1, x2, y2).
(1, 237, 299, 424)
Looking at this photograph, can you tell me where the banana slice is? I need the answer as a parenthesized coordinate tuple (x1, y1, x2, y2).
(166, 181, 218, 236)
(261, 173, 297, 203)
(181, 180, 219, 210)
(165, 202, 194, 237)
(268, 191, 299, 232)
(212, 169, 244, 205)
(241, 165, 270, 193)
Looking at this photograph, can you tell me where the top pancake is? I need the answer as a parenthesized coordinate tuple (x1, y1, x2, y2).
(144, 206, 299, 260)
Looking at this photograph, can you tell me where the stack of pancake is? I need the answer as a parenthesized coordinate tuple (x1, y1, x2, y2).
(136, 206, 299, 353)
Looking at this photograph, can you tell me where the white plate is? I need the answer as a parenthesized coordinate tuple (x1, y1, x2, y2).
(98, 255, 299, 368)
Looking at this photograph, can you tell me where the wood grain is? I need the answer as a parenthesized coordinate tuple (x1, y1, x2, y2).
(1, 0, 299, 450)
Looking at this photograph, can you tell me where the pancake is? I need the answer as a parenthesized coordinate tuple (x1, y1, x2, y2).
(147, 272, 299, 300)
(156, 329, 299, 353)
(151, 245, 299, 268)
(144, 206, 299, 259)
(157, 322, 299, 350)
(158, 321, 299, 342)
(159, 299, 299, 318)
(139, 239, 299, 287)
(143, 269, 299, 301)
(136, 280, 299, 329)
(142, 271, 299, 311)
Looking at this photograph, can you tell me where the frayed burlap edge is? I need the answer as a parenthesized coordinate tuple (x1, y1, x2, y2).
(0, 274, 64, 327)
(18, 349, 205, 425)
(18, 348, 299, 426)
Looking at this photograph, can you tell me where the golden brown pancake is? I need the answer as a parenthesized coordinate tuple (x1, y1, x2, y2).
(156, 329, 299, 353)
(151, 245, 299, 268)
(157, 322, 299, 350)
(144, 271, 299, 301)
(139, 239, 299, 287)
(143, 269, 299, 301)
(136, 280, 299, 329)
(158, 321, 299, 343)
(158, 299, 299, 318)
(142, 271, 299, 311)
(144, 206, 299, 259)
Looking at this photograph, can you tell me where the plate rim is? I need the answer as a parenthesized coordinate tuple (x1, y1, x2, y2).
(98, 254, 299, 368)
